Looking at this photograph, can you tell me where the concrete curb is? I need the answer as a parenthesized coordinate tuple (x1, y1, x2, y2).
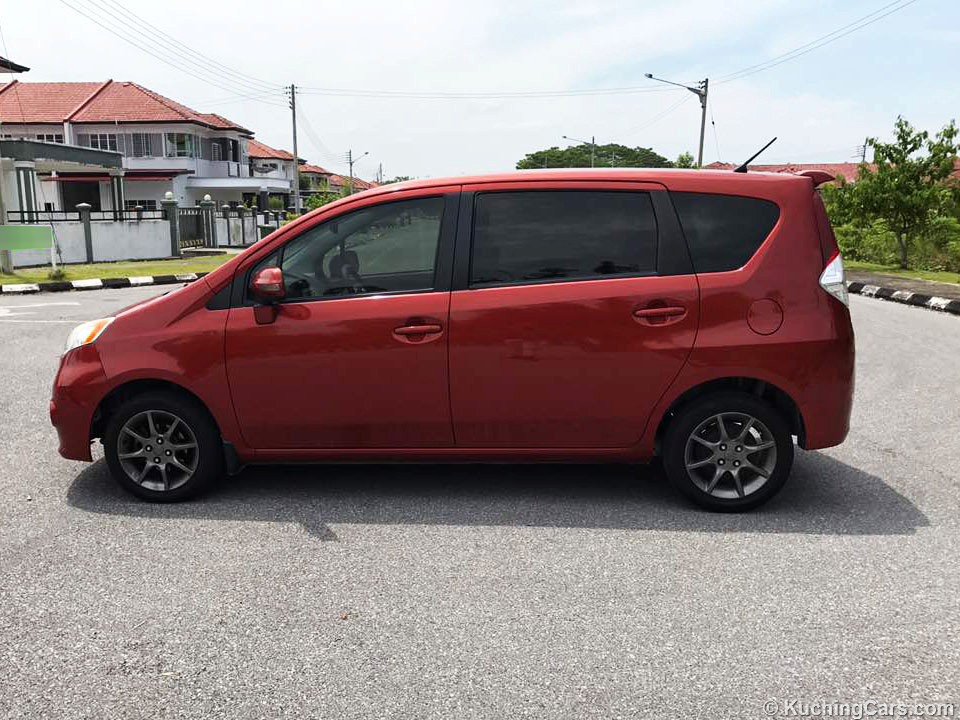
(847, 281, 960, 315)
(0, 273, 207, 294)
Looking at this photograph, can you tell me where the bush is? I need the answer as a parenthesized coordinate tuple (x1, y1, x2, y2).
(834, 220, 898, 265)
(913, 215, 960, 271)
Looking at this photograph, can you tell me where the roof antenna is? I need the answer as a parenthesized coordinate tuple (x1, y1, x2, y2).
(733, 137, 777, 173)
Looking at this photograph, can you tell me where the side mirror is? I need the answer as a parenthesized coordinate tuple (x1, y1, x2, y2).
(250, 266, 286, 302)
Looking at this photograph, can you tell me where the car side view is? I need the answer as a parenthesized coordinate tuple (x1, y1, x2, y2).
(51, 169, 855, 511)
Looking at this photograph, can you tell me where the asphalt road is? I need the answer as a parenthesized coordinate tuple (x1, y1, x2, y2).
(1, 288, 958, 719)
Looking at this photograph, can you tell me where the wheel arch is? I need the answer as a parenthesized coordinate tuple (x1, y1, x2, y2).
(654, 377, 806, 455)
(90, 378, 222, 442)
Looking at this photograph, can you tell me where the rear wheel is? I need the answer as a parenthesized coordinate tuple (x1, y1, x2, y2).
(662, 392, 794, 511)
(103, 392, 223, 502)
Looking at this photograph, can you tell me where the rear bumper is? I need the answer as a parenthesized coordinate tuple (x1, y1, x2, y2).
(50, 345, 109, 462)
(799, 303, 855, 450)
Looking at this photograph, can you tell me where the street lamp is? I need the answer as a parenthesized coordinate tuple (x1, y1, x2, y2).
(562, 134, 597, 168)
(644, 72, 709, 168)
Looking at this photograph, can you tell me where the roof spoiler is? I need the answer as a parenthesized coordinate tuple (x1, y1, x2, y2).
(798, 170, 835, 188)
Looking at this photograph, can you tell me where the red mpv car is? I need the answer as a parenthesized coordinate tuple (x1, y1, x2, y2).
(51, 169, 854, 511)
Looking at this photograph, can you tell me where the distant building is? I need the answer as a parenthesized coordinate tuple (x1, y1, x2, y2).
(0, 80, 279, 213)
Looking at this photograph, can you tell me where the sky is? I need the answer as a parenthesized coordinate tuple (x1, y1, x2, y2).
(0, 0, 954, 181)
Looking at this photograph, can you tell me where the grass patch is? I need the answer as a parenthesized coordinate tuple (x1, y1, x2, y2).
(845, 261, 960, 286)
(0, 255, 234, 285)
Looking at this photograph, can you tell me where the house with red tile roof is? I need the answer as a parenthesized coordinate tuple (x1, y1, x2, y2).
(0, 79, 293, 214)
(297, 162, 377, 196)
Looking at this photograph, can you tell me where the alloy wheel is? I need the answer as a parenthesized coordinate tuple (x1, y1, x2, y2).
(116, 410, 199, 492)
(683, 412, 778, 500)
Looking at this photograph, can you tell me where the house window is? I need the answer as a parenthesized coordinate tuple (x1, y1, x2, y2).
(211, 142, 223, 161)
(129, 133, 157, 157)
(165, 133, 195, 158)
(124, 199, 159, 211)
(88, 133, 119, 151)
(36, 133, 64, 143)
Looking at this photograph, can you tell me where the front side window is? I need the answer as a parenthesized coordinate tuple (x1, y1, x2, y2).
(257, 196, 444, 302)
(470, 191, 658, 286)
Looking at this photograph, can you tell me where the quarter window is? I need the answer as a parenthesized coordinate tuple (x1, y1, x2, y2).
(262, 197, 444, 301)
(470, 191, 658, 286)
(670, 192, 780, 273)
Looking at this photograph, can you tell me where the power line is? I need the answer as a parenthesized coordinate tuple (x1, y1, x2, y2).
(710, 105, 721, 162)
(296, 84, 675, 100)
(622, 94, 692, 136)
(715, 0, 919, 85)
(89, 0, 280, 93)
(296, 113, 347, 167)
(57, 0, 281, 100)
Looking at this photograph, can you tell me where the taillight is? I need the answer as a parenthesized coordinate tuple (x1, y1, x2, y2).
(819, 251, 848, 306)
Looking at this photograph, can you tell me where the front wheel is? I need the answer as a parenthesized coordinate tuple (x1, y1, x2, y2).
(103, 391, 224, 502)
(662, 392, 794, 512)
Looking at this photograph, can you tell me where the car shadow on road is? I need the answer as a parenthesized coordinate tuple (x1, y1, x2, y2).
(66, 449, 928, 540)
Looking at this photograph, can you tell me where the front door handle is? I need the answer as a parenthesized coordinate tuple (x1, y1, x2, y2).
(394, 324, 443, 336)
(392, 320, 444, 344)
(633, 305, 688, 326)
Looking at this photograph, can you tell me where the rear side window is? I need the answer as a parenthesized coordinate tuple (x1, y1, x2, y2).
(470, 191, 658, 286)
(671, 192, 780, 273)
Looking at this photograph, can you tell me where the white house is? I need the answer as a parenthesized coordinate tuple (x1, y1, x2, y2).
(0, 79, 292, 213)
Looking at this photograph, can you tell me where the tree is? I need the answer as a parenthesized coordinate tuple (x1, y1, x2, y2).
(854, 117, 959, 268)
(384, 175, 412, 184)
(674, 152, 695, 169)
(516, 143, 670, 170)
(306, 191, 343, 211)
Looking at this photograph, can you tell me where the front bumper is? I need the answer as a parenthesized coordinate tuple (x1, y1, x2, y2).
(50, 344, 109, 461)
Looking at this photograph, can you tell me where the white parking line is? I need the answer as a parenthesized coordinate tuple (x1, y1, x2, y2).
(0, 301, 81, 318)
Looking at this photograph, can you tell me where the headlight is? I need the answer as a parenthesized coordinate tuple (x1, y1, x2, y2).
(64, 317, 114, 355)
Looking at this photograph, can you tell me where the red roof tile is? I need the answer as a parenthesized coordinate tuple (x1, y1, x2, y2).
(247, 138, 295, 160)
(299, 163, 331, 175)
(0, 80, 250, 132)
(0, 80, 103, 123)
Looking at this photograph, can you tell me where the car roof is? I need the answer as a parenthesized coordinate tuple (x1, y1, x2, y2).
(361, 167, 814, 197)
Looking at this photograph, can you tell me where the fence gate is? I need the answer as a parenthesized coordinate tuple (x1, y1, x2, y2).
(178, 207, 213, 249)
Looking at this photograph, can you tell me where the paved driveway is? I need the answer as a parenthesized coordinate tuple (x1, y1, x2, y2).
(1, 289, 957, 718)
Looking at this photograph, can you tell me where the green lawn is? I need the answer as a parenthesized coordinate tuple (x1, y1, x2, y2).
(1, 255, 234, 285)
(845, 260, 960, 286)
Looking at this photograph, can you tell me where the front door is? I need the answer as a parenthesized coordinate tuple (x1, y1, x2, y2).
(225, 192, 458, 449)
(448, 184, 699, 448)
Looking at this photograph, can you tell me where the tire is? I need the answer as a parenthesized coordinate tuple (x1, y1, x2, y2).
(103, 391, 224, 502)
(662, 391, 794, 512)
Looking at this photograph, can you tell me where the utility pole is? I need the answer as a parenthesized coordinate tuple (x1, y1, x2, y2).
(645, 73, 709, 168)
(286, 84, 301, 213)
(562, 135, 597, 168)
(862, 137, 868, 164)
(696, 79, 708, 170)
(377, 162, 383, 184)
(346, 149, 369, 195)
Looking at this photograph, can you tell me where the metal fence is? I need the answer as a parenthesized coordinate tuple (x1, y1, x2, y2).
(7, 209, 165, 223)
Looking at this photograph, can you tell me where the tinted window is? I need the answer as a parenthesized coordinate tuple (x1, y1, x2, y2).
(470, 191, 658, 286)
(259, 197, 444, 301)
(671, 192, 780, 273)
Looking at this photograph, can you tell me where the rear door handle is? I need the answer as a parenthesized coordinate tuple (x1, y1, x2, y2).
(633, 306, 688, 326)
(394, 324, 443, 336)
